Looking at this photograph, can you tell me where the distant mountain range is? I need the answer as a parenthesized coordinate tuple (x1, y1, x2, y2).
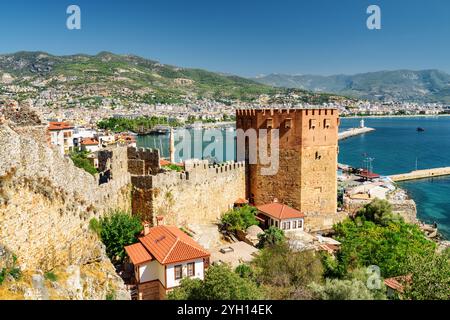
(252, 70, 450, 103)
(0, 51, 342, 105)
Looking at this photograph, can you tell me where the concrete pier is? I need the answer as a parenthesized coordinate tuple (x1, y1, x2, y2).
(390, 167, 450, 182)
(338, 127, 375, 140)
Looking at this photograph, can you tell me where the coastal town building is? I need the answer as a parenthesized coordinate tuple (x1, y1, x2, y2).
(256, 199, 305, 232)
(124, 225, 210, 300)
(47, 121, 74, 155)
(80, 137, 100, 153)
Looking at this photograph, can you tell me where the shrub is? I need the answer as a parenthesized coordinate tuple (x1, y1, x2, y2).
(403, 252, 450, 300)
(310, 278, 384, 300)
(70, 150, 98, 176)
(332, 217, 436, 278)
(0, 254, 22, 284)
(97, 211, 143, 263)
(357, 199, 403, 226)
(163, 164, 183, 172)
(235, 264, 254, 279)
(257, 227, 285, 248)
(168, 265, 263, 300)
(44, 271, 58, 282)
(220, 205, 259, 232)
(252, 243, 323, 300)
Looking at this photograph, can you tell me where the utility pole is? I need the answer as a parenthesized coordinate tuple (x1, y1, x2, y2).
(363, 154, 375, 181)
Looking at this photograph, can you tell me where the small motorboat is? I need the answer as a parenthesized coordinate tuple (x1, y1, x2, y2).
(417, 127, 425, 132)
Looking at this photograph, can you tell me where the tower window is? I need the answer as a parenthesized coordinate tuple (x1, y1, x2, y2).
(309, 119, 317, 129)
(267, 118, 273, 129)
(285, 118, 292, 129)
(324, 119, 331, 128)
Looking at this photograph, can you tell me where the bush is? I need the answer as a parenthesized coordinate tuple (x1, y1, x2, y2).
(70, 150, 98, 176)
(95, 211, 143, 263)
(163, 164, 183, 172)
(403, 252, 450, 300)
(252, 243, 323, 299)
(235, 264, 254, 279)
(168, 265, 263, 300)
(332, 217, 435, 278)
(311, 267, 386, 300)
(357, 199, 403, 226)
(310, 278, 383, 300)
(44, 271, 58, 282)
(257, 227, 285, 248)
(220, 205, 259, 232)
(0, 254, 22, 284)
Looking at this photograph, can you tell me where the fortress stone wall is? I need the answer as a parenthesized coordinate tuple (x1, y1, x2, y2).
(0, 124, 131, 271)
(130, 156, 246, 227)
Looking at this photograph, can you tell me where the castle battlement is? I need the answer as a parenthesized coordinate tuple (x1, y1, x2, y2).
(236, 107, 338, 117)
(147, 160, 245, 188)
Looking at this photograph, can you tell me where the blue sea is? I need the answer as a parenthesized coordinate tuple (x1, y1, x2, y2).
(339, 116, 450, 239)
(138, 116, 450, 239)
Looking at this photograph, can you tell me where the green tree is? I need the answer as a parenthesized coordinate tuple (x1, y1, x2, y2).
(310, 278, 385, 300)
(168, 265, 263, 300)
(252, 243, 323, 299)
(403, 253, 450, 300)
(235, 264, 254, 279)
(357, 199, 402, 226)
(94, 211, 143, 263)
(332, 217, 435, 278)
(257, 226, 285, 248)
(220, 205, 259, 232)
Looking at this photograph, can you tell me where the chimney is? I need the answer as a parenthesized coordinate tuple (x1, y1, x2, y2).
(143, 221, 151, 236)
(169, 128, 175, 164)
(156, 215, 164, 226)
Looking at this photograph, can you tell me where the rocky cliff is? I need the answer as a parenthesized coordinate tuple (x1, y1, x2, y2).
(0, 116, 131, 299)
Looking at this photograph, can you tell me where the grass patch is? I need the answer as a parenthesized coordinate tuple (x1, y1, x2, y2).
(44, 271, 58, 282)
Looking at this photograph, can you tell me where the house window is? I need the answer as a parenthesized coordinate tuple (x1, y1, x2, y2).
(298, 220, 303, 229)
(275, 221, 278, 228)
(286, 222, 290, 230)
(293, 221, 297, 229)
(187, 262, 195, 277)
(174, 265, 182, 280)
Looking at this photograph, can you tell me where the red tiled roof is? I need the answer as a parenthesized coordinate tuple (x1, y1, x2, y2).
(139, 225, 210, 265)
(234, 198, 249, 205)
(115, 133, 136, 143)
(48, 122, 74, 131)
(257, 202, 305, 220)
(81, 138, 99, 146)
(160, 159, 171, 166)
(124, 243, 152, 265)
(359, 169, 380, 179)
(384, 275, 412, 293)
(160, 159, 185, 167)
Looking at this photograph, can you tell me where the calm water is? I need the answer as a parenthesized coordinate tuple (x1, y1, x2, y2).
(138, 116, 450, 239)
(339, 116, 450, 239)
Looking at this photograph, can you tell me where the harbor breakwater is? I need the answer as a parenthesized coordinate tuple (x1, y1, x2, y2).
(338, 127, 375, 140)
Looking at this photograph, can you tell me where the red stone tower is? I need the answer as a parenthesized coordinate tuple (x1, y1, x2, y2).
(236, 108, 340, 231)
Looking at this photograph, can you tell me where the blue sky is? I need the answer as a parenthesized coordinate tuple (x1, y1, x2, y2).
(0, 0, 449, 76)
